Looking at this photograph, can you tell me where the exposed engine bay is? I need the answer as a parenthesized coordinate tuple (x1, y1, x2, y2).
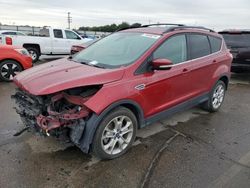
(12, 85, 101, 148)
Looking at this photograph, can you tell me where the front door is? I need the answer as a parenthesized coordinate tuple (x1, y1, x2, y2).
(139, 34, 195, 117)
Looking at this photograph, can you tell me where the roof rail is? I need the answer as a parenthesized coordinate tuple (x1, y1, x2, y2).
(115, 24, 215, 33)
(115, 23, 185, 32)
(165, 26, 215, 33)
(141, 23, 185, 27)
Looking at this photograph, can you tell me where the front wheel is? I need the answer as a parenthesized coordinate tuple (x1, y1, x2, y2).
(202, 80, 226, 112)
(92, 107, 137, 160)
(0, 60, 22, 82)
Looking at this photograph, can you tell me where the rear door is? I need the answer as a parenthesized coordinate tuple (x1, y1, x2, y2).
(52, 29, 68, 54)
(186, 33, 223, 95)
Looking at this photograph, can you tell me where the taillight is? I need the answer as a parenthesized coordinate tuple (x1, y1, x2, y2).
(5, 37, 12, 45)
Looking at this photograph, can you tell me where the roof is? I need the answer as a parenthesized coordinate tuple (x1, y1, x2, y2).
(120, 24, 215, 35)
(122, 27, 169, 35)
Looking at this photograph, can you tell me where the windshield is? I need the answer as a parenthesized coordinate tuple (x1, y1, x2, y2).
(72, 32, 160, 68)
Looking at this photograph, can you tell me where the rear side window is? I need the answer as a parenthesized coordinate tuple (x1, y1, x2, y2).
(153, 35, 187, 64)
(188, 34, 210, 59)
(209, 36, 222, 53)
(53, 29, 63, 38)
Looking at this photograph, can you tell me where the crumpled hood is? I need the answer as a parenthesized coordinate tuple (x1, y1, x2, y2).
(14, 58, 125, 95)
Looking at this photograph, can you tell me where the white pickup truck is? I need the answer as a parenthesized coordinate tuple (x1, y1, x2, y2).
(1, 27, 92, 62)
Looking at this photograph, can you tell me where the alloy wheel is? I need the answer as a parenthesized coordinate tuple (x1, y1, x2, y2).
(28, 50, 37, 61)
(101, 115, 134, 155)
(212, 84, 225, 109)
(0, 63, 22, 81)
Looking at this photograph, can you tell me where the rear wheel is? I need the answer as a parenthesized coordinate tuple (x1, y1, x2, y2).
(26, 47, 40, 63)
(92, 107, 137, 160)
(0, 60, 22, 82)
(202, 80, 226, 112)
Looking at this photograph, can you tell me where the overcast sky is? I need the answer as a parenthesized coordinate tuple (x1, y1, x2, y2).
(0, 0, 249, 31)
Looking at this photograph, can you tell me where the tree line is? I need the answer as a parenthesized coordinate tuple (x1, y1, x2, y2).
(79, 22, 142, 32)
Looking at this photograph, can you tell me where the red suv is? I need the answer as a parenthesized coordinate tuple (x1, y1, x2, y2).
(12, 24, 232, 159)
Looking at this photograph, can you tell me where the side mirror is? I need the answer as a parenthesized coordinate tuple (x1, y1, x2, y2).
(152, 58, 173, 70)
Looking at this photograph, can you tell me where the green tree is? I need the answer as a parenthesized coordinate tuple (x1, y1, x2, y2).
(131, 23, 142, 28)
(78, 22, 142, 32)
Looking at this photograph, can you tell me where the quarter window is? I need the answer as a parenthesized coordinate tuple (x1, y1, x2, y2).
(53, 29, 63, 38)
(209, 36, 222, 53)
(153, 35, 187, 64)
(188, 34, 211, 59)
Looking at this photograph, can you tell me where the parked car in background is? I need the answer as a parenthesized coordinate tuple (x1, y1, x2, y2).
(0, 30, 26, 44)
(1, 27, 92, 62)
(12, 24, 232, 159)
(71, 39, 99, 55)
(80, 34, 102, 40)
(0, 30, 26, 36)
(219, 30, 250, 73)
(0, 45, 32, 81)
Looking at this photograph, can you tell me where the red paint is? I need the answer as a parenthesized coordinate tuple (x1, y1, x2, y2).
(152, 58, 173, 69)
(14, 28, 232, 121)
(5, 37, 12, 45)
(0, 44, 32, 70)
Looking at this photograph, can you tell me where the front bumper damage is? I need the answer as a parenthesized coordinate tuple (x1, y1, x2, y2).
(12, 87, 96, 149)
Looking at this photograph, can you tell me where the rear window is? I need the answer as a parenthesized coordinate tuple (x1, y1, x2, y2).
(221, 33, 250, 47)
(39, 28, 50, 37)
(188, 34, 211, 59)
(209, 36, 222, 53)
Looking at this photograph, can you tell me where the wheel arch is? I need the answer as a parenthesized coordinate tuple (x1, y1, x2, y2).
(219, 75, 229, 89)
(79, 99, 145, 153)
(23, 43, 41, 55)
(0, 58, 24, 70)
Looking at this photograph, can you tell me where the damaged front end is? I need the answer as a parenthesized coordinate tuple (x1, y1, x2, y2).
(12, 85, 101, 148)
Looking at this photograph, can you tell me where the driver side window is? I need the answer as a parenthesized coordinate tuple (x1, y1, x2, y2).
(153, 35, 187, 64)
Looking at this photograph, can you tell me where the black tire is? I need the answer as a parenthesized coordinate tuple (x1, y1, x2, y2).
(92, 107, 137, 160)
(201, 80, 226, 112)
(0, 60, 23, 82)
(26, 47, 40, 63)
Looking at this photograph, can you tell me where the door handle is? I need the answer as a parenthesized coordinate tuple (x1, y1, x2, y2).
(213, 59, 217, 63)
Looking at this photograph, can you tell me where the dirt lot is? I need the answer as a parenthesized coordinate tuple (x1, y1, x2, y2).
(0, 59, 250, 188)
